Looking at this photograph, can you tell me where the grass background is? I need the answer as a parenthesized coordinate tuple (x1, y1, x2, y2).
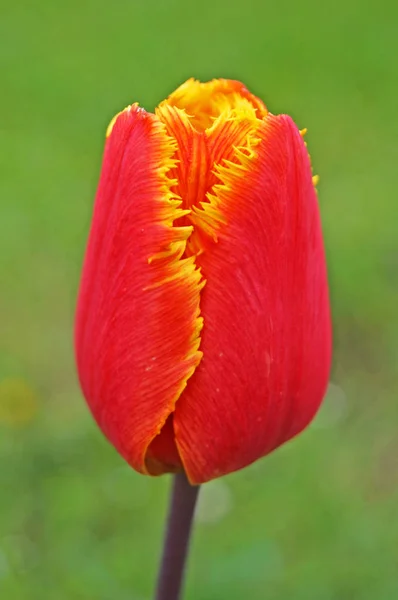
(1, 0, 397, 598)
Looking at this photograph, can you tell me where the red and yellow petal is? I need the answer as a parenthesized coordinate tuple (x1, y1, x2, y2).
(173, 113, 331, 484)
(155, 92, 262, 255)
(76, 79, 331, 484)
(163, 78, 267, 131)
(75, 104, 203, 476)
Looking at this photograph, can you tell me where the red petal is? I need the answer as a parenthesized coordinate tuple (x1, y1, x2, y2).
(174, 113, 332, 484)
(75, 105, 203, 475)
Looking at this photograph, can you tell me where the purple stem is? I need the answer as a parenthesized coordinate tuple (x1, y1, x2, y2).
(155, 472, 200, 600)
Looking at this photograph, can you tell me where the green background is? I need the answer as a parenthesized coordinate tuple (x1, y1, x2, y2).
(1, 1, 397, 598)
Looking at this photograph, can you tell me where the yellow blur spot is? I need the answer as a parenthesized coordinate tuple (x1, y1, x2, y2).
(312, 174, 320, 186)
(0, 378, 38, 427)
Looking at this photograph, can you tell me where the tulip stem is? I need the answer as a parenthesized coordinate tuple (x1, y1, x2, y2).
(155, 472, 200, 600)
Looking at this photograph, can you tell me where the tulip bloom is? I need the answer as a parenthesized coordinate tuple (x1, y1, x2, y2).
(75, 78, 331, 485)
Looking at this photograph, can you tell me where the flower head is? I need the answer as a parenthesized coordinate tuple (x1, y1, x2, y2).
(75, 78, 331, 484)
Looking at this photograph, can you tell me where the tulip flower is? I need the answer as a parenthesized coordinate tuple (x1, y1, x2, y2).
(75, 78, 331, 486)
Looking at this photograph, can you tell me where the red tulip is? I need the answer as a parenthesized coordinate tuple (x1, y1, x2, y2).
(75, 78, 331, 484)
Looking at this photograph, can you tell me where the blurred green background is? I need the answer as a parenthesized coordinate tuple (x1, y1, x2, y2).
(1, 0, 397, 598)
